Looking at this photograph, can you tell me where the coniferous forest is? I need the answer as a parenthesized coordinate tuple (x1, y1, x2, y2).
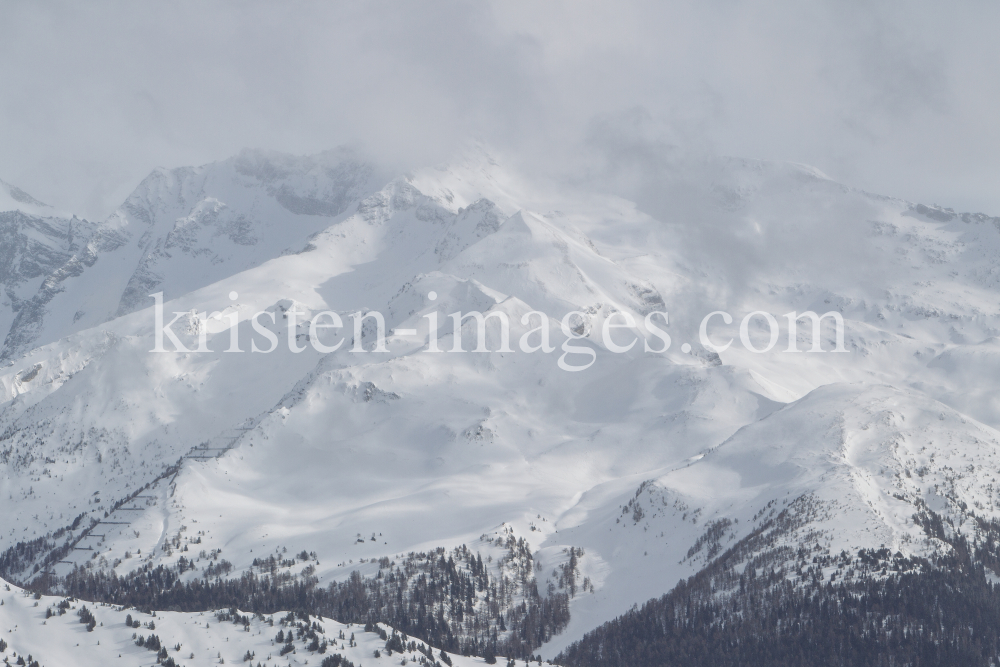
(556, 505, 1000, 667)
(10, 490, 1000, 665)
(2, 531, 570, 661)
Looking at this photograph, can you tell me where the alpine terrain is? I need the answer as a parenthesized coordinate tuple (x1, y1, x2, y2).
(2, 146, 1000, 666)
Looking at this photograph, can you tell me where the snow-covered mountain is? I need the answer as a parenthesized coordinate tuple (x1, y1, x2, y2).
(0, 149, 384, 362)
(2, 146, 1000, 666)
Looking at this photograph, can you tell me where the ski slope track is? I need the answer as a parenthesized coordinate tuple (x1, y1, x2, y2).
(1, 146, 1000, 665)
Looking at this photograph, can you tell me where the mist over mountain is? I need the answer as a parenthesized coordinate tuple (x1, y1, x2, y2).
(0, 141, 998, 665)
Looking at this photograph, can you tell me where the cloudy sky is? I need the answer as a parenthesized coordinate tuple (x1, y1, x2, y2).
(1, 1, 997, 219)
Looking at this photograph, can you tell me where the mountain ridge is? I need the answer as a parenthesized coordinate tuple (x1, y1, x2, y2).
(2, 147, 1000, 665)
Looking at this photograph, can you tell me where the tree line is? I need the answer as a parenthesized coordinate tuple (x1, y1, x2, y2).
(556, 499, 1000, 667)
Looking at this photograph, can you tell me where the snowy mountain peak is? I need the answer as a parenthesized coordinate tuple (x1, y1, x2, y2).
(3, 147, 1000, 663)
(0, 179, 49, 212)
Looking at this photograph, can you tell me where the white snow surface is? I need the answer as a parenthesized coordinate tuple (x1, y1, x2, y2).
(2, 146, 1000, 660)
(0, 576, 487, 667)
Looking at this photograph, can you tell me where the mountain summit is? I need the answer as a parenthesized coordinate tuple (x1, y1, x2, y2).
(2, 147, 1000, 665)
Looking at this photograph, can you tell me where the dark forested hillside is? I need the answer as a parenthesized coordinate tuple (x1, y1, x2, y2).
(5, 532, 571, 662)
(556, 504, 1000, 667)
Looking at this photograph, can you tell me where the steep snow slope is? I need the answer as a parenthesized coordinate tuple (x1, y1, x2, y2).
(2, 148, 1000, 660)
(541, 381, 1000, 653)
(0, 152, 768, 564)
(109, 148, 383, 317)
(0, 149, 383, 360)
(0, 180, 52, 216)
(0, 210, 94, 356)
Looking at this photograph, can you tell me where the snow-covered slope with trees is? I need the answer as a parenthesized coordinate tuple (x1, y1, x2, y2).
(0, 575, 489, 667)
(2, 146, 1000, 664)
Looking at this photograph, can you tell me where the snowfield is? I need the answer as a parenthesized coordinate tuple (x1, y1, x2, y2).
(2, 146, 1000, 663)
(0, 576, 491, 667)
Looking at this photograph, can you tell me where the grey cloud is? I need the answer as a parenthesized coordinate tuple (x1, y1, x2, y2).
(0, 0, 997, 218)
